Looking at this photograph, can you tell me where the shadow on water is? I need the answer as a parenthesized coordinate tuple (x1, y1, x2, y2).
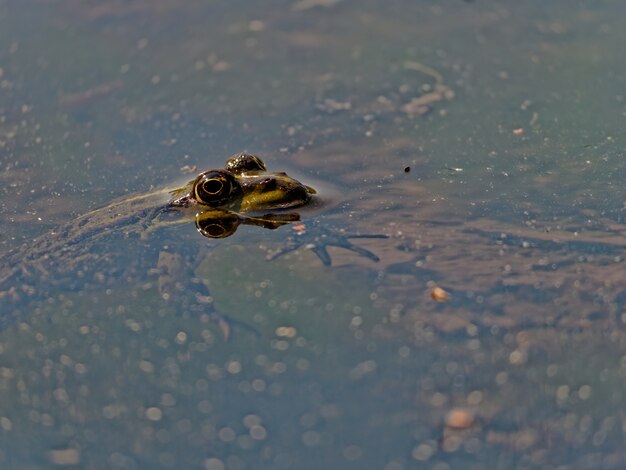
(0, 0, 626, 468)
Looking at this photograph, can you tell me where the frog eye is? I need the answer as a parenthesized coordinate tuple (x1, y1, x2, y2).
(225, 153, 267, 174)
(193, 170, 241, 206)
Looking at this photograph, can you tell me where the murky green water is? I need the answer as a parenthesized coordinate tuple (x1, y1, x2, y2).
(1, 1, 626, 468)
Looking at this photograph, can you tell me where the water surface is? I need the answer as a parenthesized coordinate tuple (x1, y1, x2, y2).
(1, 1, 625, 468)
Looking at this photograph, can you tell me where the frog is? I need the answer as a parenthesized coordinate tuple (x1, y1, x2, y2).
(0, 153, 386, 338)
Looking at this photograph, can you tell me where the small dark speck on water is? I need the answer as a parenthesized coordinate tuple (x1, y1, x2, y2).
(404, 166, 411, 173)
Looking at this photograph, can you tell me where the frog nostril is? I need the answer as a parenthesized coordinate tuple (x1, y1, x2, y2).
(259, 178, 277, 191)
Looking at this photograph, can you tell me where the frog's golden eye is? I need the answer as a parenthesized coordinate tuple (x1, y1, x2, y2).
(193, 170, 241, 206)
(201, 177, 223, 195)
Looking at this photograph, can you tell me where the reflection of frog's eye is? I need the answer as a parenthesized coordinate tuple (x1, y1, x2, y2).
(196, 211, 240, 238)
(193, 170, 241, 206)
(202, 223, 228, 237)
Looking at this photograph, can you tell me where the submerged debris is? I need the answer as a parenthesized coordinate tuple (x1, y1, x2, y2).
(59, 80, 123, 107)
(402, 61, 455, 117)
(445, 408, 476, 430)
(430, 286, 451, 302)
(48, 448, 80, 466)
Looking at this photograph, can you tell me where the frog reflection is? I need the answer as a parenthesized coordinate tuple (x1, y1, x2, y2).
(194, 209, 300, 239)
